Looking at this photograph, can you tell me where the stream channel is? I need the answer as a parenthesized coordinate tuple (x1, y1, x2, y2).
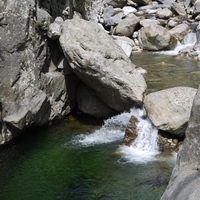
(0, 44, 199, 199)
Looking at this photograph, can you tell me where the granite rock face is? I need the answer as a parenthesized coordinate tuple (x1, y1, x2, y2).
(161, 86, 200, 200)
(0, 0, 76, 144)
(0, 0, 50, 143)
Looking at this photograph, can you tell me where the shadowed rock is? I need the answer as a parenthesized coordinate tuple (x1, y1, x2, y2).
(122, 116, 139, 146)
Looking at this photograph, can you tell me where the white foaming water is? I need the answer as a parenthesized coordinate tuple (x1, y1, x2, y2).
(118, 113, 160, 164)
(71, 107, 145, 146)
(71, 107, 160, 163)
(157, 31, 196, 56)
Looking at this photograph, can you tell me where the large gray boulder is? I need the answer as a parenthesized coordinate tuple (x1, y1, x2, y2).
(144, 87, 197, 136)
(41, 72, 78, 120)
(112, 35, 135, 57)
(59, 18, 147, 112)
(48, 17, 64, 40)
(161, 86, 200, 200)
(73, 0, 105, 21)
(139, 19, 160, 27)
(0, 0, 52, 144)
(192, 0, 200, 18)
(171, 2, 187, 16)
(157, 8, 173, 19)
(138, 24, 177, 50)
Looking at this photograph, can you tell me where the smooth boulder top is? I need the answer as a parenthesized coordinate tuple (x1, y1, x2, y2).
(144, 86, 197, 135)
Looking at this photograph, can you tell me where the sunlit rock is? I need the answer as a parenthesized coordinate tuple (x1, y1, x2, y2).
(157, 8, 173, 19)
(169, 24, 190, 41)
(59, 18, 147, 112)
(138, 24, 177, 50)
(171, 2, 187, 16)
(144, 87, 197, 136)
(48, 17, 64, 40)
(112, 35, 134, 57)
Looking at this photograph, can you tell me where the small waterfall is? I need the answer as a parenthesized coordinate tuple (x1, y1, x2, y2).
(157, 31, 196, 56)
(71, 108, 140, 146)
(118, 109, 160, 164)
(71, 107, 160, 163)
(131, 118, 158, 152)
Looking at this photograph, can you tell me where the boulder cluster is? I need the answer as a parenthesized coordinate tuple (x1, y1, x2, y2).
(0, 0, 198, 150)
(0, 0, 199, 147)
(96, 0, 200, 57)
(1, 0, 200, 198)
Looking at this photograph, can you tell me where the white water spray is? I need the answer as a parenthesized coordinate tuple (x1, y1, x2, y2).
(71, 107, 160, 163)
(71, 108, 141, 146)
(157, 31, 196, 56)
(118, 109, 160, 164)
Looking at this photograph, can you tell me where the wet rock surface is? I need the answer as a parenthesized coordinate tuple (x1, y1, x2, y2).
(122, 116, 139, 145)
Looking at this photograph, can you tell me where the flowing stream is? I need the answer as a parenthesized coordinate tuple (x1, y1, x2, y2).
(157, 31, 197, 56)
(71, 107, 160, 164)
(0, 115, 175, 200)
(0, 33, 199, 200)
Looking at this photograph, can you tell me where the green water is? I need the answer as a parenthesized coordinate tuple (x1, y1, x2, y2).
(0, 117, 174, 200)
(1, 52, 198, 200)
